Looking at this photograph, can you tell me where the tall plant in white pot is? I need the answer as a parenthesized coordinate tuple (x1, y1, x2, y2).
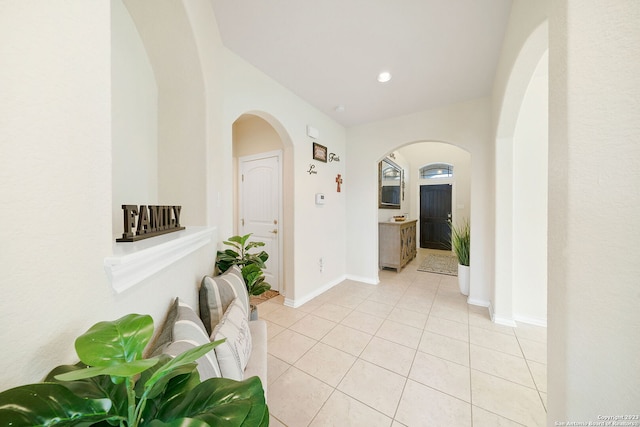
(451, 219, 470, 295)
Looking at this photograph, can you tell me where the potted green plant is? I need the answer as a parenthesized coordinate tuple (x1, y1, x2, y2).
(0, 313, 268, 426)
(450, 219, 470, 295)
(216, 234, 271, 297)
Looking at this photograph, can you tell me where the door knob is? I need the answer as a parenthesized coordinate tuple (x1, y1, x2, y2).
(270, 229, 278, 234)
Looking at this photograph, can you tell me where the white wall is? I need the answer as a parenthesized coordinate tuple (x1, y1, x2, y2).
(123, 0, 210, 227)
(221, 50, 348, 305)
(111, 0, 158, 237)
(548, 0, 640, 419)
(346, 98, 493, 306)
(126, 0, 349, 306)
(0, 0, 113, 388)
(492, 0, 550, 136)
(398, 142, 472, 230)
(0, 0, 216, 389)
(512, 52, 548, 325)
(491, 0, 549, 325)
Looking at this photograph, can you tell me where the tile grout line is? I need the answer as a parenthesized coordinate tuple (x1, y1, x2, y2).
(268, 254, 513, 426)
(300, 292, 384, 425)
(467, 287, 475, 426)
(389, 271, 424, 424)
(514, 332, 548, 413)
(469, 317, 546, 425)
(322, 270, 418, 425)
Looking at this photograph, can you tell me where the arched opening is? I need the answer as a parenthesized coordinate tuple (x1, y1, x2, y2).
(512, 52, 548, 325)
(119, 0, 210, 229)
(377, 141, 472, 289)
(493, 20, 549, 326)
(231, 113, 294, 299)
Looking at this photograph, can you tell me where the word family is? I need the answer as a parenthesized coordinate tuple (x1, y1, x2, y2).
(117, 205, 184, 242)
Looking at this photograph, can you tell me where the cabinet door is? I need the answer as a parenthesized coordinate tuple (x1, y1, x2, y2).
(400, 222, 416, 265)
(379, 224, 400, 269)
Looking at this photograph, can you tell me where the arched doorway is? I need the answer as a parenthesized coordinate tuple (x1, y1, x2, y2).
(493, 20, 549, 326)
(418, 163, 455, 250)
(231, 113, 294, 297)
(378, 142, 472, 277)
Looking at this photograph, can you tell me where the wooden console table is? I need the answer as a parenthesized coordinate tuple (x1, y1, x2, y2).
(379, 219, 417, 271)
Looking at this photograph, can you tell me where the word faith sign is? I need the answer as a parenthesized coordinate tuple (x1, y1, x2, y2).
(117, 205, 184, 242)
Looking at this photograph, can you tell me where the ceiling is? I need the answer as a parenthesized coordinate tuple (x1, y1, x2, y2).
(210, 0, 513, 127)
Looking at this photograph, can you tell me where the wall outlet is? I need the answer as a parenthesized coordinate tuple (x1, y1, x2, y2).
(319, 257, 324, 273)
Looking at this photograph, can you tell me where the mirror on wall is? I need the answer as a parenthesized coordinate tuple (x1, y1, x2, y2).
(379, 157, 403, 209)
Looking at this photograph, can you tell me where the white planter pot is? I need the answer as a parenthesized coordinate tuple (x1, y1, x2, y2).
(457, 264, 470, 296)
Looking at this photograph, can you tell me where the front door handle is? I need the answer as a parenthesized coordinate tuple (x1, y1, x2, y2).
(269, 229, 278, 234)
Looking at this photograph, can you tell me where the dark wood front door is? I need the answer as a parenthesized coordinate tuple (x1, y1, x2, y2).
(420, 184, 452, 249)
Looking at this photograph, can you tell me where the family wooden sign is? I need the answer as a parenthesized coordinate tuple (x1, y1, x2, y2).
(117, 204, 184, 242)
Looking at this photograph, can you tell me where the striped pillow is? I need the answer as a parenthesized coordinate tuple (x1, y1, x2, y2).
(199, 265, 249, 335)
(211, 297, 252, 380)
(151, 298, 222, 380)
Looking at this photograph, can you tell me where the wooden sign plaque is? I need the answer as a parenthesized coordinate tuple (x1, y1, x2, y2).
(117, 204, 185, 242)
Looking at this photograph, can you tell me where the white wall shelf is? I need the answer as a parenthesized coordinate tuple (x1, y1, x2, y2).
(104, 226, 216, 294)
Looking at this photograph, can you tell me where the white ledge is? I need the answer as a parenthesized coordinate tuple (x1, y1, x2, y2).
(104, 226, 216, 294)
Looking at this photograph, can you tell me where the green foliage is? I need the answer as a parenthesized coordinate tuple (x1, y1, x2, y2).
(215, 234, 268, 273)
(0, 314, 268, 427)
(450, 219, 470, 266)
(0, 383, 111, 426)
(216, 234, 271, 296)
(242, 264, 272, 297)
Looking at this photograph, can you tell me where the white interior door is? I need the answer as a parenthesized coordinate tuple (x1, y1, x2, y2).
(239, 152, 281, 292)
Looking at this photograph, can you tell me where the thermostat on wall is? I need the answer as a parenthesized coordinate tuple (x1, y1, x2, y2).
(315, 193, 325, 205)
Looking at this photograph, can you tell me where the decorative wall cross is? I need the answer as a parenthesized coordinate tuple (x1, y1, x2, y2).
(335, 174, 343, 192)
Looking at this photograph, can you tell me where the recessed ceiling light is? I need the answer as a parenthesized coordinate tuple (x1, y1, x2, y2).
(377, 71, 392, 83)
(335, 105, 345, 113)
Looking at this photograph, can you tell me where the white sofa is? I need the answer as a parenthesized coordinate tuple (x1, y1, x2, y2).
(149, 266, 267, 393)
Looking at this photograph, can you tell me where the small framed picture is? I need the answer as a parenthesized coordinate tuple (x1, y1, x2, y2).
(313, 142, 328, 162)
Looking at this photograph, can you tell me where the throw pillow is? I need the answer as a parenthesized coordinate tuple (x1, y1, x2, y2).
(150, 298, 222, 380)
(199, 265, 250, 335)
(210, 297, 253, 381)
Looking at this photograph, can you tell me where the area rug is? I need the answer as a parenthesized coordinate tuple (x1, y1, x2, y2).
(417, 252, 458, 276)
(250, 290, 280, 305)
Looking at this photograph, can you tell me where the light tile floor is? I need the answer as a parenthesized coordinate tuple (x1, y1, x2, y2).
(259, 250, 547, 426)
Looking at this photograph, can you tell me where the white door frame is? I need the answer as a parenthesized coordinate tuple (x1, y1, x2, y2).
(238, 149, 283, 293)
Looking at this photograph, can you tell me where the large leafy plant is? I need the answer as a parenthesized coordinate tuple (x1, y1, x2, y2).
(241, 264, 271, 297)
(0, 313, 268, 426)
(216, 234, 271, 296)
(450, 219, 470, 266)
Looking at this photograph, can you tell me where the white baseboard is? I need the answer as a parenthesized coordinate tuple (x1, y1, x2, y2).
(493, 315, 518, 328)
(486, 302, 547, 328)
(467, 297, 490, 307)
(514, 314, 547, 328)
(488, 302, 518, 327)
(345, 274, 379, 285)
(284, 298, 296, 308)
(284, 274, 347, 308)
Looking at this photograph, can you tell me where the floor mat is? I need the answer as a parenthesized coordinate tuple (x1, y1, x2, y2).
(250, 289, 280, 305)
(417, 252, 458, 276)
